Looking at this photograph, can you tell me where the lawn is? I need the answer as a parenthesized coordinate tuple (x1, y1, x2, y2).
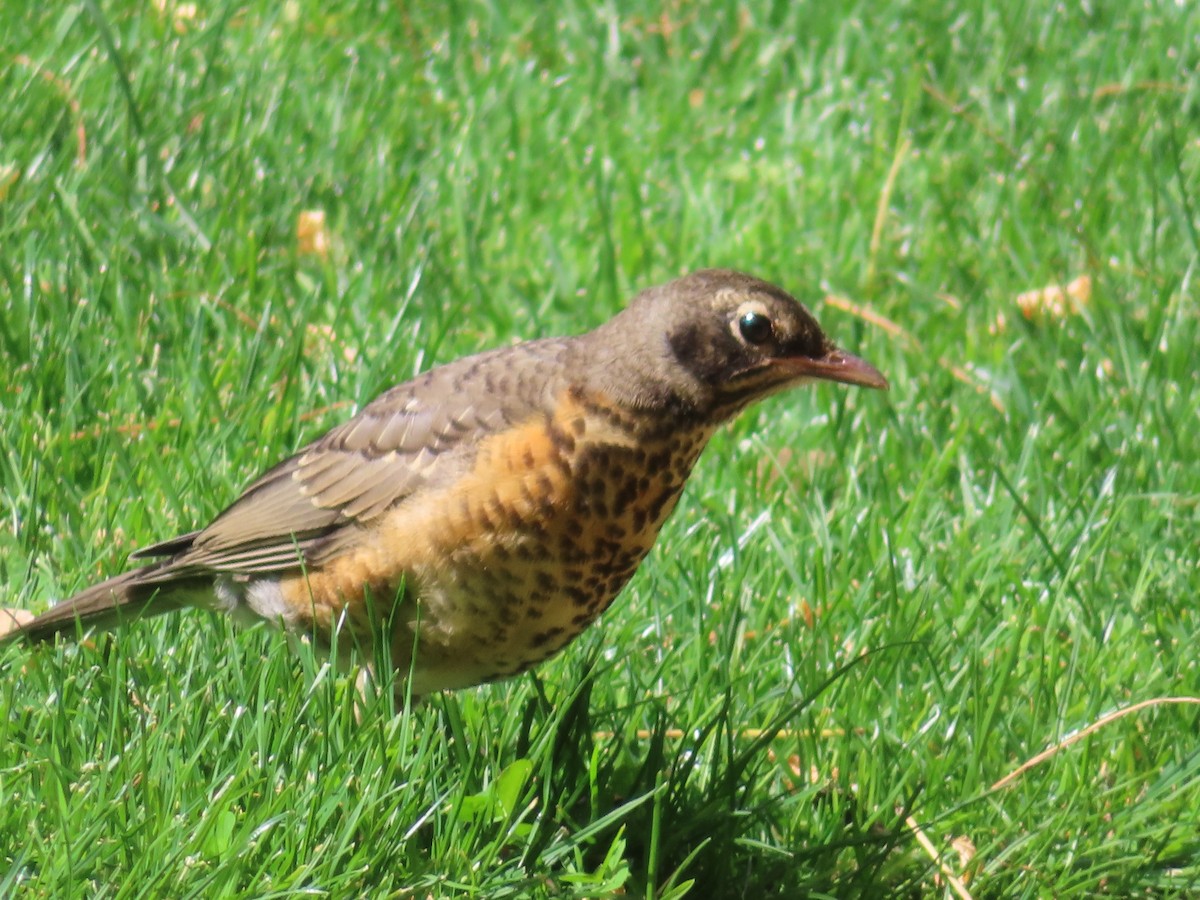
(1, 1, 1198, 896)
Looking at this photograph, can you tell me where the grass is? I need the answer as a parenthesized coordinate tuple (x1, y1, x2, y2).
(1, 0, 1198, 896)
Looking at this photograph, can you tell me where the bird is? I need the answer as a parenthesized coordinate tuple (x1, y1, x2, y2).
(0, 269, 886, 697)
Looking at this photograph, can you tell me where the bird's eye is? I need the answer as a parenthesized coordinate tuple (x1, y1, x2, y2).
(738, 311, 773, 345)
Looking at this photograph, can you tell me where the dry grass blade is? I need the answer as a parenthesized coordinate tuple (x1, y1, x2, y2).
(903, 812, 976, 900)
(991, 697, 1200, 792)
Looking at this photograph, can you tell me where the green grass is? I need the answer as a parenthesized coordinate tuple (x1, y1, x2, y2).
(2, 0, 1198, 896)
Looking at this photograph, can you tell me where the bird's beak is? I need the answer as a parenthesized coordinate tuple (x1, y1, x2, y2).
(778, 348, 889, 390)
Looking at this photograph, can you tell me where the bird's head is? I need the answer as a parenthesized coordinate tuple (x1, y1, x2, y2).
(583, 269, 887, 421)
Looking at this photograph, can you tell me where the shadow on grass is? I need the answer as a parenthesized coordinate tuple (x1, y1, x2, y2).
(389, 644, 934, 898)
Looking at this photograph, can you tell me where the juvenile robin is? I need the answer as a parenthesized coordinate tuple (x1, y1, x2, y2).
(1, 269, 886, 696)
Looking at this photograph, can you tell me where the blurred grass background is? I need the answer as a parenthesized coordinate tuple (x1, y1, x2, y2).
(1, 0, 1198, 896)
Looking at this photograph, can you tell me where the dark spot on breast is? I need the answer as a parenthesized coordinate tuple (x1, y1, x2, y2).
(595, 537, 622, 560)
(519, 479, 541, 512)
(615, 549, 645, 573)
(607, 573, 631, 595)
(591, 557, 621, 576)
(605, 522, 627, 540)
(548, 420, 577, 455)
(574, 454, 591, 482)
(614, 477, 641, 512)
(524, 516, 550, 539)
(535, 471, 556, 500)
(532, 626, 566, 648)
(647, 485, 680, 522)
(557, 532, 587, 561)
(476, 499, 498, 531)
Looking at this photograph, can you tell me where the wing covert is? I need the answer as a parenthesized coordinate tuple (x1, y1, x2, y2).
(158, 339, 570, 576)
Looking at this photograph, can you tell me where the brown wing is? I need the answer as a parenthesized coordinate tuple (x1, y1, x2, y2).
(141, 338, 573, 577)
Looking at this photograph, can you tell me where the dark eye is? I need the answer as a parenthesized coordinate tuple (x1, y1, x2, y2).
(738, 311, 773, 345)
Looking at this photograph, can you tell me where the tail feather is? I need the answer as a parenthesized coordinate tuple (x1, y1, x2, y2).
(0, 566, 206, 644)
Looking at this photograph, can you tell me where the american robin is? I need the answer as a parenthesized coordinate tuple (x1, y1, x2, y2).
(1, 269, 886, 696)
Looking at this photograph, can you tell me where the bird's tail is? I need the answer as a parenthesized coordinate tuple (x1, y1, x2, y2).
(0, 565, 204, 644)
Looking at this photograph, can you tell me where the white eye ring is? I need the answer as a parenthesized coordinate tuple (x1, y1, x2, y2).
(732, 304, 774, 345)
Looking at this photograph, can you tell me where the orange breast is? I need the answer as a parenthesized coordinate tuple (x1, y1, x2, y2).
(275, 388, 714, 693)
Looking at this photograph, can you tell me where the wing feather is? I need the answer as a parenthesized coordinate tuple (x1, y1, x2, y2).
(151, 338, 570, 578)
